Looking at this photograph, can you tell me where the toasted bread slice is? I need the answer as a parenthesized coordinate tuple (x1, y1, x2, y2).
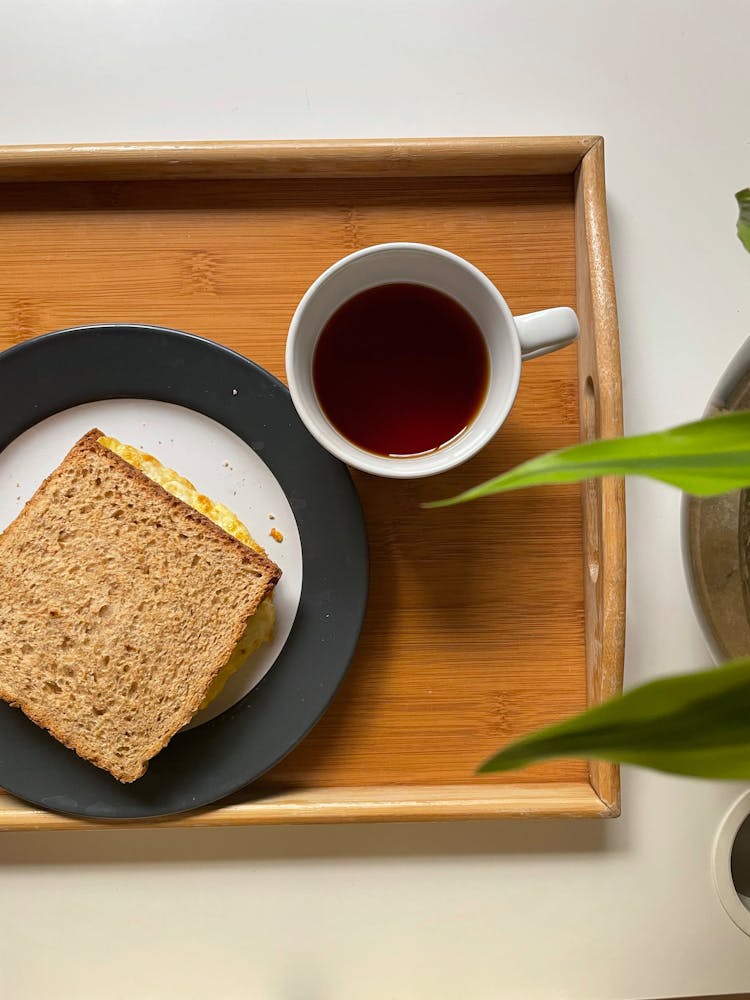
(0, 428, 281, 782)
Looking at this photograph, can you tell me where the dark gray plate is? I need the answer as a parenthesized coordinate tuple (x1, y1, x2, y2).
(0, 324, 368, 820)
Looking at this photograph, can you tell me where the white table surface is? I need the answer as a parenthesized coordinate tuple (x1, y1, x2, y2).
(1, 2, 750, 997)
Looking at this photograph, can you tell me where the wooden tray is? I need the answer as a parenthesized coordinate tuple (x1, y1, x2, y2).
(0, 136, 624, 829)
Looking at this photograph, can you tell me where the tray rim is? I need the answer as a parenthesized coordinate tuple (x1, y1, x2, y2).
(0, 135, 601, 182)
(0, 135, 625, 829)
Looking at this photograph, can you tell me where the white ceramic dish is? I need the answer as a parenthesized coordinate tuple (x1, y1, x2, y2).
(0, 398, 303, 727)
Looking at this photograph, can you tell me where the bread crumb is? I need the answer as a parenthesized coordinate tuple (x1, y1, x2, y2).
(268, 513, 276, 520)
(232, 388, 238, 396)
(269, 528, 283, 543)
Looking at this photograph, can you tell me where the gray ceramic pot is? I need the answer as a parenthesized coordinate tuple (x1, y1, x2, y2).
(683, 337, 750, 661)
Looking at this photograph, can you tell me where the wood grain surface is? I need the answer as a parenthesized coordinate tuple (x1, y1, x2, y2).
(0, 137, 623, 827)
(0, 136, 599, 182)
(574, 140, 626, 811)
(0, 783, 608, 830)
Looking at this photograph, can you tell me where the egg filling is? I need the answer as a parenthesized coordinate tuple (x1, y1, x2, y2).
(99, 436, 275, 708)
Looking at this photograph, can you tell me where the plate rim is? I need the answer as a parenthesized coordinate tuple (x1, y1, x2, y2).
(0, 323, 369, 820)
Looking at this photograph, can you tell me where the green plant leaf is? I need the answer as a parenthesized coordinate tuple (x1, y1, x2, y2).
(424, 410, 750, 508)
(479, 658, 750, 779)
(738, 188, 750, 253)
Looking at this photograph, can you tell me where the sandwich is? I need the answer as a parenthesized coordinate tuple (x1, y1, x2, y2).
(0, 428, 281, 782)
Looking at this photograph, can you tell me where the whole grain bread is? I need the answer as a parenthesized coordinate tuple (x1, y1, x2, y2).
(0, 428, 281, 782)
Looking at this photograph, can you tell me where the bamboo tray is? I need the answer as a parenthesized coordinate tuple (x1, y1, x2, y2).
(0, 136, 624, 830)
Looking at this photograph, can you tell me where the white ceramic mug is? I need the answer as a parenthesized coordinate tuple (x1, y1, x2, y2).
(285, 242, 579, 478)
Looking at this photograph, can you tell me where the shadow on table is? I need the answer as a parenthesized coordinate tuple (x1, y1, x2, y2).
(0, 809, 631, 866)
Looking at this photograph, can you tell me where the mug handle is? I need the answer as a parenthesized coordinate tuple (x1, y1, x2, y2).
(514, 306, 579, 361)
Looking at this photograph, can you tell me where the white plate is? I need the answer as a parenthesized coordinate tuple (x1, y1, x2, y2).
(0, 398, 303, 726)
